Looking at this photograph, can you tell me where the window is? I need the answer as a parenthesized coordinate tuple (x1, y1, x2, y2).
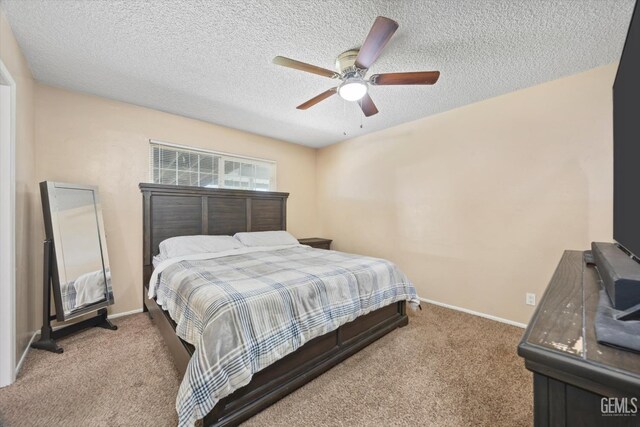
(149, 141, 276, 191)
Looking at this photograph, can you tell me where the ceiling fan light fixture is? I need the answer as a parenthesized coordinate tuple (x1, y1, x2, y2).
(338, 79, 368, 101)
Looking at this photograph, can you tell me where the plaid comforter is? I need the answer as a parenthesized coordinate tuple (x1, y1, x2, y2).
(153, 245, 419, 426)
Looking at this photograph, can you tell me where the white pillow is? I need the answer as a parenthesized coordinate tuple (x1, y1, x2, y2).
(233, 231, 299, 247)
(159, 235, 245, 258)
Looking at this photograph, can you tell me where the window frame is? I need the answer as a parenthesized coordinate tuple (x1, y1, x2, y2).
(149, 140, 277, 191)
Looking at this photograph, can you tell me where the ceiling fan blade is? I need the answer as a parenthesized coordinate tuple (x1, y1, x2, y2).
(273, 56, 339, 79)
(296, 88, 338, 110)
(370, 71, 441, 85)
(359, 93, 379, 117)
(354, 16, 399, 70)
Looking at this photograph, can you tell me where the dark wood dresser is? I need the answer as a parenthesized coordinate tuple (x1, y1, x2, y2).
(298, 238, 332, 250)
(518, 251, 640, 426)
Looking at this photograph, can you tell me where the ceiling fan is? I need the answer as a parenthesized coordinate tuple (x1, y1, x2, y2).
(273, 16, 440, 117)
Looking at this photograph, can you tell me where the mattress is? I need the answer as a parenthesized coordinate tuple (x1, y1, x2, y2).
(150, 245, 419, 426)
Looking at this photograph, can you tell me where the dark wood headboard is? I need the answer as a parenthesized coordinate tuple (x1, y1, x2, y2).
(139, 183, 289, 285)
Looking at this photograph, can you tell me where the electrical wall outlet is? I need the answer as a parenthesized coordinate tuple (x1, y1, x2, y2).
(526, 293, 536, 306)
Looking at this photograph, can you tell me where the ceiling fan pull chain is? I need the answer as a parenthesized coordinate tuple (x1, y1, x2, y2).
(343, 98, 347, 136)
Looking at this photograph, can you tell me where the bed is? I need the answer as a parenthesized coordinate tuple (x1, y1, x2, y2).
(140, 183, 417, 426)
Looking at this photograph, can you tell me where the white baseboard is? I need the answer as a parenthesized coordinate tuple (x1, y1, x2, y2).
(108, 308, 143, 320)
(419, 297, 527, 329)
(15, 331, 37, 377)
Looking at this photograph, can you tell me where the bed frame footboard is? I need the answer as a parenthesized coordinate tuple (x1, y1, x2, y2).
(144, 290, 407, 426)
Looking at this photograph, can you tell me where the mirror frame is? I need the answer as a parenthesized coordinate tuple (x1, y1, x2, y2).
(40, 181, 114, 321)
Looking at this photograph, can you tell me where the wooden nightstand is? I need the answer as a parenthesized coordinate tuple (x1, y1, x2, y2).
(298, 238, 332, 250)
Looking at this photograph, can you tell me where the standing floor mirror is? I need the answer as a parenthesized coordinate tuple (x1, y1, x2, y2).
(31, 181, 117, 353)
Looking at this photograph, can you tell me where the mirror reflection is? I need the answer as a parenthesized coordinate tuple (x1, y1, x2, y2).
(56, 188, 107, 314)
(46, 183, 114, 319)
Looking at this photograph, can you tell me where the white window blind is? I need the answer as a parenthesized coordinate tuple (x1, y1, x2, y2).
(149, 142, 276, 191)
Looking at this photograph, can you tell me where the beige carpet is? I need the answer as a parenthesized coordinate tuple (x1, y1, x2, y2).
(0, 305, 532, 426)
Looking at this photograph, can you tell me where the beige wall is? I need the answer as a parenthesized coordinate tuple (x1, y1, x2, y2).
(34, 84, 318, 316)
(0, 12, 38, 362)
(317, 64, 616, 325)
(3, 9, 617, 340)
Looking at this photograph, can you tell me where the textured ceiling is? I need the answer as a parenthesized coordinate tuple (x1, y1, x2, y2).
(0, 0, 635, 147)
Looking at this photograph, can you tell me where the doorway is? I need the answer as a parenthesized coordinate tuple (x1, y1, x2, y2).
(0, 59, 16, 388)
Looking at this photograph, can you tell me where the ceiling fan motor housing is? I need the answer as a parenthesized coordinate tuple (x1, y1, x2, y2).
(335, 49, 361, 74)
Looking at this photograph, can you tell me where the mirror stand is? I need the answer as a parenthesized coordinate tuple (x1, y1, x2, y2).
(31, 239, 118, 354)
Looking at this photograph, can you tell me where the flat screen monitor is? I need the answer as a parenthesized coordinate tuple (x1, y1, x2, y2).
(613, 1, 640, 259)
